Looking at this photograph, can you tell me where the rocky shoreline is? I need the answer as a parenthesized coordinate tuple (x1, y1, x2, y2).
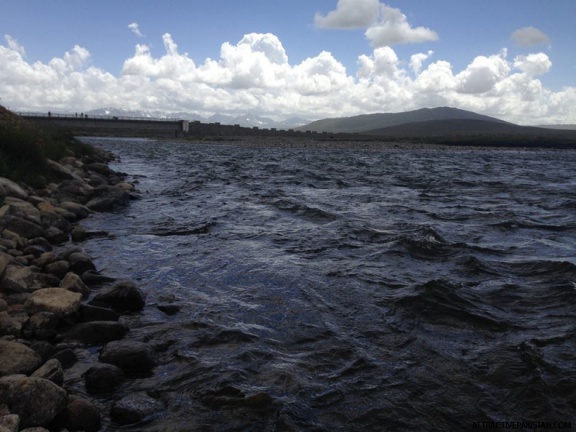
(0, 148, 163, 430)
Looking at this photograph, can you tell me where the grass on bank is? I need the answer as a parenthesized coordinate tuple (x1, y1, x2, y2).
(0, 106, 96, 187)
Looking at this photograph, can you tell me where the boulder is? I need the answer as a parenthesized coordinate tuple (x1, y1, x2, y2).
(48, 349, 77, 370)
(0, 177, 27, 200)
(44, 260, 70, 279)
(46, 159, 85, 182)
(85, 185, 129, 211)
(0, 216, 44, 239)
(42, 227, 68, 245)
(0, 340, 42, 376)
(52, 180, 93, 204)
(57, 201, 91, 220)
(24, 288, 82, 317)
(31, 359, 63, 386)
(63, 321, 128, 345)
(67, 252, 96, 275)
(29, 312, 59, 340)
(0, 264, 41, 294)
(90, 280, 146, 313)
(157, 304, 181, 315)
(0, 197, 41, 225)
(53, 395, 101, 432)
(0, 376, 67, 428)
(99, 340, 158, 371)
(59, 272, 90, 298)
(110, 392, 165, 425)
(0, 252, 12, 280)
(84, 363, 125, 393)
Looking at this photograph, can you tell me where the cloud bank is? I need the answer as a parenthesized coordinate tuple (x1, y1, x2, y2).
(0, 32, 574, 125)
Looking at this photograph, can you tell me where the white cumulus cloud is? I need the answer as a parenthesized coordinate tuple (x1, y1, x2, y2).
(511, 26, 550, 47)
(365, 4, 439, 48)
(315, 0, 380, 29)
(0, 32, 574, 125)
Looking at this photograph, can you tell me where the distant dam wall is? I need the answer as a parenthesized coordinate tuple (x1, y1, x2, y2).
(22, 114, 188, 138)
(20, 114, 330, 139)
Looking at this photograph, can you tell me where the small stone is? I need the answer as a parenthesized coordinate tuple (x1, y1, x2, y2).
(67, 252, 96, 275)
(0, 413, 19, 432)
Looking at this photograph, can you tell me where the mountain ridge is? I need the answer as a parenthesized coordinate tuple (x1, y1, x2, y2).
(297, 107, 511, 134)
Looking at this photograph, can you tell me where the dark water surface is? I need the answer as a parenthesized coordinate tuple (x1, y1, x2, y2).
(76, 138, 576, 431)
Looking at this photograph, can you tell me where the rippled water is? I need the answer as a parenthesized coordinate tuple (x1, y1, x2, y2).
(77, 138, 576, 431)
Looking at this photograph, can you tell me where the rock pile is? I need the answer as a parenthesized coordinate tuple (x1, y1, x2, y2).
(0, 151, 161, 430)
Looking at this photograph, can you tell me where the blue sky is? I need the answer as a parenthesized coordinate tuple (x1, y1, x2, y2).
(1, 0, 575, 124)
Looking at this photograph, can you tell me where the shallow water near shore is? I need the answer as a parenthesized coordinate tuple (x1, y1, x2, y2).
(78, 138, 576, 431)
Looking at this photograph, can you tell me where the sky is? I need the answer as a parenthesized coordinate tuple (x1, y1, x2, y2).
(0, 0, 575, 125)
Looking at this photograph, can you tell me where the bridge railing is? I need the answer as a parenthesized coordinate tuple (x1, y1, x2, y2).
(17, 112, 182, 122)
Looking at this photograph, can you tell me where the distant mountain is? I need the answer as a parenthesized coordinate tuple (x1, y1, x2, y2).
(298, 107, 510, 134)
(365, 119, 529, 136)
(536, 124, 576, 130)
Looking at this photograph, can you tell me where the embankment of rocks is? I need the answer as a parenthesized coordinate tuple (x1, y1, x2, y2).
(0, 150, 160, 430)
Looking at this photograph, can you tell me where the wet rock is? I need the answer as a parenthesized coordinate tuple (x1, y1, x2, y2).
(0, 177, 28, 199)
(60, 272, 91, 298)
(44, 260, 70, 279)
(157, 304, 181, 315)
(81, 270, 115, 285)
(79, 304, 119, 322)
(86, 185, 130, 211)
(31, 359, 63, 386)
(84, 363, 125, 393)
(67, 252, 96, 275)
(26, 237, 52, 253)
(0, 375, 67, 428)
(28, 341, 56, 363)
(24, 288, 82, 317)
(0, 252, 12, 279)
(53, 395, 101, 432)
(0, 216, 44, 239)
(90, 280, 146, 313)
(110, 392, 165, 425)
(99, 340, 158, 371)
(22, 245, 47, 257)
(63, 321, 128, 345)
(53, 180, 93, 204)
(49, 348, 77, 370)
(0, 340, 42, 376)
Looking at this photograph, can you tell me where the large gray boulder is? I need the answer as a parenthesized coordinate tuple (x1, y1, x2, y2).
(24, 288, 82, 317)
(0, 341, 42, 376)
(0, 375, 67, 428)
(0, 197, 41, 225)
(0, 177, 28, 199)
(0, 264, 41, 294)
